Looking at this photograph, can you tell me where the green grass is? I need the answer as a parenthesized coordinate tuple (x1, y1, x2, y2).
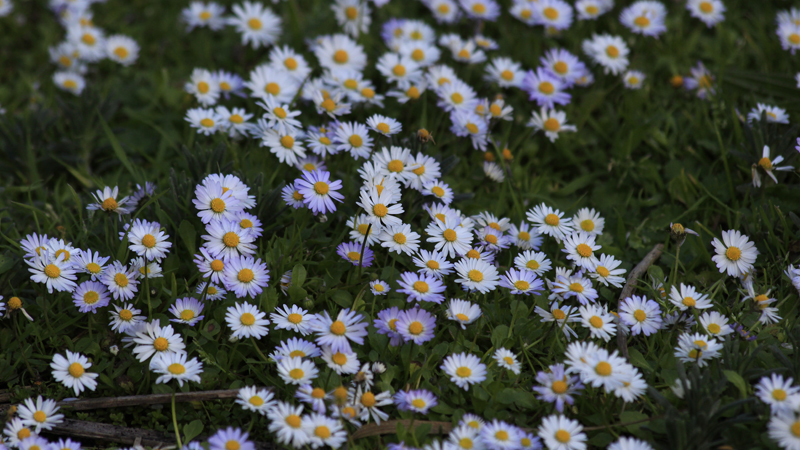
(2, 0, 800, 449)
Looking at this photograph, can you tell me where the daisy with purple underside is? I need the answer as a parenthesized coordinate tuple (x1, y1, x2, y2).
(294, 170, 344, 214)
(310, 309, 368, 354)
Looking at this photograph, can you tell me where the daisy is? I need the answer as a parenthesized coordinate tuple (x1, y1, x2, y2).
(579, 348, 633, 392)
(687, 0, 725, 27)
(522, 68, 571, 108)
(674, 332, 722, 367)
(310, 309, 368, 354)
(442, 352, 487, 391)
(105, 35, 138, 66)
(460, 0, 500, 21)
(208, 427, 255, 450)
(186, 107, 222, 135)
(494, 348, 521, 375)
(614, 370, 648, 402)
(756, 374, 800, 415)
(151, 352, 203, 387)
(295, 385, 328, 415)
(302, 413, 348, 449)
(534, 0, 574, 30)
(426, 0, 460, 23)
(533, 364, 583, 413)
(552, 272, 598, 305)
(407, 152, 442, 190)
(346, 214, 379, 245)
(314, 90, 352, 118)
(748, 103, 790, 124)
(270, 338, 321, 361)
(20, 232, 50, 260)
(216, 106, 254, 138)
(399, 40, 441, 67)
(373, 307, 404, 346)
(87, 186, 131, 215)
(376, 52, 423, 88)
(396, 307, 437, 344)
(357, 187, 404, 227)
(17, 396, 64, 433)
(370, 279, 390, 296)
(499, 268, 544, 296)
(562, 231, 601, 270)
(378, 224, 420, 255)
(451, 110, 489, 151)
(538, 415, 586, 450)
(266, 402, 308, 447)
(228, 1, 281, 48)
(623, 70, 646, 89)
(412, 249, 454, 279)
(448, 425, 482, 450)
(527, 203, 574, 240)
(247, 66, 299, 104)
(460, 414, 485, 431)
(51, 350, 98, 396)
(222, 256, 270, 298)
(699, 311, 733, 337)
(49, 438, 83, 450)
(185, 68, 220, 106)
(336, 241, 375, 267)
(590, 254, 627, 288)
(196, 282, 223, 301)
(335, 122, 373, 160)
(236, 386, 275, 415)
(582, 34, 630, 75)
(579, 304, 617, 342)
(396, 389, 438, 414)
(132, 322, 186, 362)
(3, 418, 35, 446)
(475, 225, 511, 253)
(778, 22, 800, 54)
(71, 249, 108, 280)
(109, 303, 144, 334)
(182, 2, 226, 31)
(271, 304, 312, 335)
(277, 356, 319, 386)
(260, 128, 307, 166)
(67, 25, 105, 62)
(321, 347, 361, 374)
(99, 261, 138, 300)
(514, 250, 552, 275)
(711, 230, 758, 277)
(535, 302, 581, 340)
(753, 145, 794, 187)
(72, 280, 110, 313)
(194, 247, 227, 284)
(352, 387, 393, 424)
(332, 0, 371, 37)
(668, 283, 712, 311)
(620, 1, 667, 37)
(541, 48, 587, 85)
(295, 170, 344, 215)
(768, 414, 800, 450)
(313, 33, 367, 74)
(168, 297, 205, 326)
(226, 302, 270, 339)
(446, 298, 482, 329)
(684, 61, 715, 99)
(480, 420, 521, 449)
(127, 220, 171, 262)
(454, 258, 499, 293)
(202, 219, 256, 261)
(363, 115, 401, 138)
(436, 78, 478, 113)
(618, 295, 662, 336)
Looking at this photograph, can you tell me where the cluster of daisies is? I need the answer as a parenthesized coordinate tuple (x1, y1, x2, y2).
(48, 0, 140, 96)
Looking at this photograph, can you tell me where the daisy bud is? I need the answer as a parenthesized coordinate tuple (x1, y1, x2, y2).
(333, 386, 349, 406)
(8, 296, 21, 310)
(502, 148, 513, 161)
(670, 75, 684, 88)
(484, 152, 495, 162)
(109, 345, 120, 356)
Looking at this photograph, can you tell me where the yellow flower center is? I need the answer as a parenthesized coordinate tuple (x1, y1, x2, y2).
(431, 186, 446, 198)
(114, 273, 129, 287)
(286, 415, 302, 428)
(140, 234, 156, 249)
(83, 291, 99, 305)
(17, 428, 31, 440)
(502, 356, 514, 366)
(538, 81, 555, 94)
(330, 320, 346, 335)
(200, 118, 215, 128)
(527, 260, 540, 270)
(102, 197, 118, 211)
(545, 214, 560, 226)
(315, 425, 331, 439)
(361, 87, 375, 98)
(773, 388, 788, 401)
(384, 160, 405, 174)
(589, 316, 604, 328)
(543, 7, 559, 19)
(229, 114, 244, 124)
(199, 10, 211, 20)
(220, 81, 231, 91)
(500, 69, 514, 81)
(284, 57, 298, 70)
(553, 309, 566, 320)
(114, 47, 129, 59)
(413, 281, 428, 293)
(181, 310, 195, 321)
(44, 264, 61, 278)
(279, 135, 294, 148)
(209, 259, 224, 272)
(408, 321, 424, 335)
(792, 421, 800, 437)
(725, 246, 741, 261)
(247, 18, 262, 30)
(320, 98, 336, 112)
(460, 438, 474, 449)
(707, 323, 721, 334)
(222, 232, 240, 248)
(249, 395, 264, 406)
(472, 3, 486, 14)
(332, 352, 348, 365)
(210, 198, 226, 213)
(485, 234, 498, 245)
(682, 296, 696, 307)
(606, 45, 619, 58)
(311, 387, 326, 399)
(466, 123, 479, 134)
(119, 309, 133, 321)
(345, 5, 358, 19)
(576, 243, 593, 258)
(585, 5, 599, 14)
(168, 363, 186, 375)
(393, 64, 406, 77)
(33, 411, 47, 423)
(468, 270, 484, 282)
(373, 204, 388, 218)
(153, 337, 169, 351)
(633, 309, 647, 322)
(207, 287, 218, 295)
(81, 33, 96, 45)
(595, 361, 612, 376)
(456, 313, 469, 321)
(456, 366, 472, 378)
(551, 379, 568, 394)
(634, 16, 650, 27)
(594, 266, 610, 278)
(374, 284, 384, 292)
(443, 229, 458, 242)
(361, 392, 376, 407)
(427, 260, 440, 270)
(495, 430, 509, 441)
(514, 280, 530, 291)
(758, 157, 773, 170)
(790, 34, 800, 45)
(466, 249, 480, 259)
(289, 368, 304, 380)
(349, 135, 363, 147)
(310, 181, 328, 195)
(240, 312, 256, 326)
(68, 362, 85, 377)
(59, 55, 72, 67)
(334, 49, 349, 63)
(286, 313, 303, 324)
(555, 430, 571, 443)
(238, 268, 254, 283)
(569, 282, 584, 293)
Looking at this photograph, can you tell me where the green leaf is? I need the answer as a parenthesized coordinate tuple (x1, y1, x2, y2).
(183, 419, 204, 443)
(330, 290, 352, 308)
(619, 411, 649, 434)
(627, 348, 653, 372)
(491, 325, 509, 349)
(292, 264, 307, 288)
(287, 285, 307, 302)
(179, 220, 196, 256)
(723, 370, 748, 398)
(495, 388, 517, 405)
(0, 255, 15, 275)
(414, 422, 432, 443)
(98, 113, 142, 185)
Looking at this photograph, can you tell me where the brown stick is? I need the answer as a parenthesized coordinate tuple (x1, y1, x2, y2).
(351, 420, 453, 440)
(616, 243, 664, 360)
(55, 389, 242, 411)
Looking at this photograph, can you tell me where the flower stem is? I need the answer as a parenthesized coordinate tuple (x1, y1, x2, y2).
(172, 390, 183, 448)
(250, 337, 270, 363)
(671, 244, 681, 289)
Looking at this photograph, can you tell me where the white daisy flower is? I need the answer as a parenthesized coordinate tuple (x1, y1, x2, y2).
(186, 107, 222, 135)
(413, 249, 454, 279)
(313, 33, 367, 74)
(321, 346, 360, 375)
(493, 348, 522, 375)
(445, 299, 482, 329)
(335, 121, 373, 160)
(72, 280, 110, 313)
(310, 309, 368, 354)
(533, 0, 574, 30)
(332, 0, 371, 37)
(756, 373, 800, 416)
(236, 386, 275, 415)
(572, 207, 604, 235)
(768, 413, 800, 450)
(422, 179, 454, 205)
(674, 332, 722, 367)
(228, 1, 282, 49)
(87, 186, 131, 215)
(268, 45, 312, 81)
(226, 302, 270, 340)
(379, 223, 421, 255)
(50, 350, 99, 396)
(561, 231, 601, 270)
(590, 254, 626, 288)
(3, 418, 35, 446)
(202, 219, 256, 261)
(535, 302, 581, 340)
(576, 0, 613, 20)
(668, 283, 713, 311)
(620, 1, 667, 37)
(277, 356, 319, 385)
(711, 230, 758, 277)
(460, 0, 500, 20)
(67, 25, 106, 62)
(271, 304, 312, 335)
(17, 396, 64, 433)
(27, 253, 78, 294)
(752, 145, 794, 188)
(208, 427, 256, 450)
(579, 304, 617, 342)
(246, 65, 299, 104)
(448, 424, 482, 450)
(514, 250, 552, 275)
(105, 35, 139, 66)
(527, 203, 574, 241)
(366, 114, 403, 137)
(623, 70, 646, 89)
(441, 352, 487, 390)
(185, 68, 220, 106)
(618, 295, 662, 336)
(357, 186, 405, 227)
(454, 258, 499, 293)
(181, 1, 227, 31)
(687, 0, 725, 27)
(407, 152, 441, 190)
(168, 297, 205, 326)
(582, 34, 630, 75)
(132, 321, 186, 362)
(151, 352, 203, 387)
(302, 413, 348, 448)
(370, 279, 390, 295)
(127, 219, 171, 262)
(109, 303, 144, 333)
(216, 106, 254, 138)
(483, 161, 505, 182)
(699, 311, 733, 337)
(53, 70, 85, 95)
(71, 249, 108, 281)
(267, 402, 309, 448)
(222, 256, 270, 299)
